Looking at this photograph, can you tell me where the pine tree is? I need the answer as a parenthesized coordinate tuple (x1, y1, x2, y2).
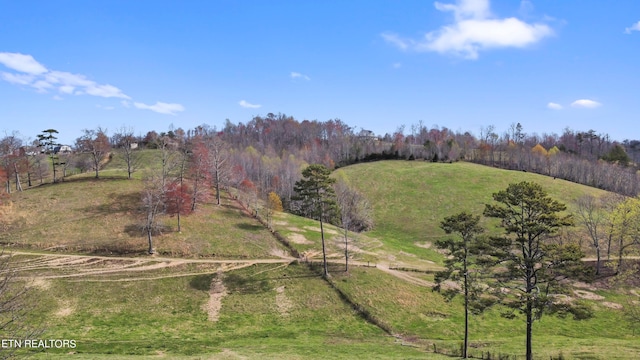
(483, 181, 590, 360)
(434, 212, 485, 359)
(294, 164, 337, 277)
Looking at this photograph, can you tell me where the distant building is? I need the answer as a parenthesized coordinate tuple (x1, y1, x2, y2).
(358, 129, 378, 140)
(53, 145, 72, 154)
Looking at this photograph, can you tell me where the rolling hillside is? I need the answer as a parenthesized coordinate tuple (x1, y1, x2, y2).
(1, 157, 638, 359)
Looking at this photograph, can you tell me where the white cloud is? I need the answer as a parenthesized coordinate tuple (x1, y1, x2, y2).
(381, 33, 411, 51)
(96, 104, 115, 110)
(0, 52, 184, 115)
(290, 72, 310, 81)
(383, 0, 553, 59)
(571, 99, 601, 108)
(0, 52, 47, 74)
(59, 85, 75, 94)
(625, 21, 640, 34)
(52, 95, 63, 101)
(547, 102, 563, 110)
(238, 100, 261, 109)
(393, 62, 402, 68)
(32, 80, 54, 93)
(1, 72, 34, 85)
(0, 53, 131, 99)
(134, 101, 185, 115)
(85, 84, 129, 99)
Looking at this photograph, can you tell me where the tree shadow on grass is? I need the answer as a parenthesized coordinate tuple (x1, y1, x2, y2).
(224, 273, 270, 294)
(235, 223, 263, 231)
(189, 274, 215, 291)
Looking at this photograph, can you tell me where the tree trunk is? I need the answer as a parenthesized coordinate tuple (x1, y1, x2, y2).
(14, 164, 22, 192)
(215, 169, 221, 205)
(526, 298, 533, 360)
(617, 237, 624, 274)
(147, 228, 154, 254)
(463, 250, 469, 359)
(177, 210, 181, 232)
(595, 246, 601, 275)
(51, 156, 57, 183)
(344, 226, 349, 272)
(320, 218, 328, 278)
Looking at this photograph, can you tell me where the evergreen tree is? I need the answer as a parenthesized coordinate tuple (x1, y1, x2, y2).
(483, 181, 590, 360)
(434, 212, 485, 359)
(294, 164, 337, 277)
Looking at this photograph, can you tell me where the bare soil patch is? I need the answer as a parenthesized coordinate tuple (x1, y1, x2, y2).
(28, 277, 51, 290)
(204, 272, 227, 322)
(288, 233, 312, 245)
(573, 289, 605, 300)
(275, 286, 293, 317)
(573, 281, 598, 291)
(601, 301, 623, 309)
(414, 242, 432, 249)
(55, 300, 75, 317)
(303, 226, 338, 235)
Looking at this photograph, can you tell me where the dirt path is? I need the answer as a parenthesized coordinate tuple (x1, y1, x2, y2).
(11, 250, 294, 282)
(12, 250, 437, 289)
(376, 263, 435, 287)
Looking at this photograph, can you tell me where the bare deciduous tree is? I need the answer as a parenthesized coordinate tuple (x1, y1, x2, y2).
(209, 135, 229, 206)
(112, 126, 141, 179)
(141, 173, 165, 254)
(75, 128, 111, 179)
(335, 177, 373, 272)
(576, 195, 605, 275)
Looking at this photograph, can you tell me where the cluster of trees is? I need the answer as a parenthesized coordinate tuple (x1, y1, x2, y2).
(436, 181, 640, 359)
(469, 124, 639, 196)
(292, 164, 372, 277)
(2, 117, 640, 204)
(435, 182, 591, 360)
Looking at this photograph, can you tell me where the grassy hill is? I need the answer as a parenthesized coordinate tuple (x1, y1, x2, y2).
(1, 156, 639, 359)
(334, 161, 610, 262)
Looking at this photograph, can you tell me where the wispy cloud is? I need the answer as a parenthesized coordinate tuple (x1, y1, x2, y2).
(392, 62, 402, 69)
(238, 100, 262, 109)
(625, 21, 640, 34)
(290, 72, 310, 81)
(547, 102, 563, 110)
(96, 104, 115, 110)
(0, 53, 130, 99)
(134, 101, 185, 115)
(0, 52, 47, 74)
(0, 52, 184, 114)
(571, 99, 601, 108)
(382, 0, 553, 59)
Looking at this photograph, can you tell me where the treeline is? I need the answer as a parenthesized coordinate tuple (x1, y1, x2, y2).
(1, 116, 639, 205)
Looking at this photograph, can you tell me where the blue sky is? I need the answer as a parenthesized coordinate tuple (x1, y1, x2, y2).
(1, 0, 639, 145)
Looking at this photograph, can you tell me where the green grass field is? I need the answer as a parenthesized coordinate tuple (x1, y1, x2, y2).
(334, 161, 610, 262)
(1, 157, 639, 359)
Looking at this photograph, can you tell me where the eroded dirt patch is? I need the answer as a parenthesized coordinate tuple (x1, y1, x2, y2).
(204, 271, 227, 322)
(574, 289, 605, 300)
(288, 233, 312, 244)
(55, 300, 75, 317)
(601, 301, 623, 309)
(303, 226, 338, 235)
(275, 286, 292, 317)
(415, 242, 432, 249)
